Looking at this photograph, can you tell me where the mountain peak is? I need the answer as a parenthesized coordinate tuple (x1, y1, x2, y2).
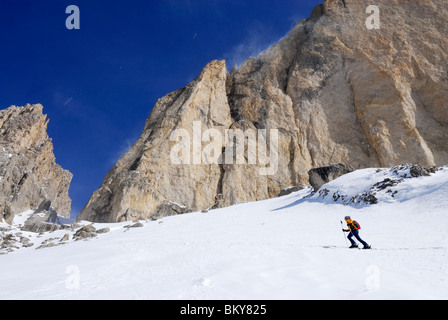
(0, 104, 72, 223)
(79, 0, 448, 222)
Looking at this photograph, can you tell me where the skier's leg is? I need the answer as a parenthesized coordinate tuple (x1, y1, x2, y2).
(353, 230, 369, 247)
(347, 232, 357, 246)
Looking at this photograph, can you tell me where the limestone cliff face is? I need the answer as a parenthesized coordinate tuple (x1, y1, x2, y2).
(0, 104, 72, 223)
(79, 0, 448, 222)
(79, 61, 232, 222)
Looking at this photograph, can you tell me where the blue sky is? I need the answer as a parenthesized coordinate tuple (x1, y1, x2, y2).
(0, 0, 322, 217)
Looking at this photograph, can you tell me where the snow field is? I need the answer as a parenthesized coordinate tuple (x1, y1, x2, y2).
(0, 168, 447, 300)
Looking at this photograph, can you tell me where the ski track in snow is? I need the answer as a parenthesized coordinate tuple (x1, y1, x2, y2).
(0, 168, 447, 300)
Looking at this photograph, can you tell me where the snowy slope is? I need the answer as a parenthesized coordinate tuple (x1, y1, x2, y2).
(0, 167, 447, 300)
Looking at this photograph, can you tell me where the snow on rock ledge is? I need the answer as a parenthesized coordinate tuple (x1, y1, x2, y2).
(311, 164, 446, 206)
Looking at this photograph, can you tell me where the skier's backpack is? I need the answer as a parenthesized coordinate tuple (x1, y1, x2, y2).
(352, 220, 361, 230)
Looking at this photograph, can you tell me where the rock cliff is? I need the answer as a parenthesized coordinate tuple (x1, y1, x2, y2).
(0, 104, 72, 223)
(79, 0, 448, 222)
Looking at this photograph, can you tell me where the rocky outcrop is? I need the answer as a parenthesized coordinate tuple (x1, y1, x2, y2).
(0, 213, 112, 254)
(78, 60, 232, 222)
(0, 104, 72, 223)
(309, 164, 354, 192)
(79, 0, 448, 222)
(313, 164, 443, 206)
(22, 211, 61, 233)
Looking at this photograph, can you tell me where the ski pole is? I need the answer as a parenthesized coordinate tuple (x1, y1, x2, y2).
(340, 221, 349, 246)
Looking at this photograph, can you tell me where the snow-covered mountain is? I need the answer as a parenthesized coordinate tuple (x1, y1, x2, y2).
(0, 166, 447, 300)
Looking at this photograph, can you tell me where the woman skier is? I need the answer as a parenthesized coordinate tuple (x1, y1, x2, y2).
(342, 216, 371, 249)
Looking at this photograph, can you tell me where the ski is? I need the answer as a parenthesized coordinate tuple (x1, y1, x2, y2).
(322, 245, 374, 250)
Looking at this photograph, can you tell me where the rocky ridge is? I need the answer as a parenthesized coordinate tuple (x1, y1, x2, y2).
(0, 104, 72, 223)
